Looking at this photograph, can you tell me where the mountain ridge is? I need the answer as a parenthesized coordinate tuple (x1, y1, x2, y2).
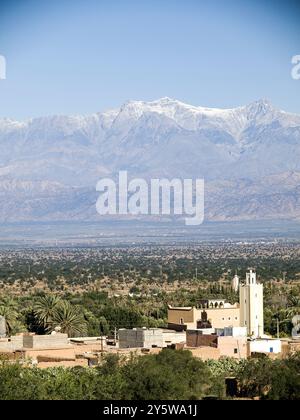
(0, 98, 299, 223)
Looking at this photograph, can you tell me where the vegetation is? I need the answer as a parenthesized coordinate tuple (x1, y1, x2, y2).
(0, 244, 299, 338)
(0, 295, 88, 338)
(1, 278, 299, 338)
(0, 244, 299, 292)
(0, 350, 300, 400)
(0, 349, 222, 400)
(0, 245, 299, 400)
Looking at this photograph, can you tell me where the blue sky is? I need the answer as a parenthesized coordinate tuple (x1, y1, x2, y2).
(0, 0, 299, 119)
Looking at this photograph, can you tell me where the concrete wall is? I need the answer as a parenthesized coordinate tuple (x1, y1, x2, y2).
(162, 330, 186, 347)
(168, 306, 240, 330)
(23, 347, 76, 361)
(23, 334, 69, 349)
(205, 308, 240, 329)
(187, 347, 221, 361)
(167, 307, 197, 330)
(217, 336, 248, 359)
(248, 339, 281, 354)
(195, 328, 216, 336)
(119, 328, 186, 349)
(223, 327, 247, 337)
(0, 336, 23, 352)
(38, 359, 88, 369)
(186, 332, 247, 359)
(119, 328, 164, 349)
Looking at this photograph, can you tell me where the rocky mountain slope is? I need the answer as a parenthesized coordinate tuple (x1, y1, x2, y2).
(0, 98, 299, 222)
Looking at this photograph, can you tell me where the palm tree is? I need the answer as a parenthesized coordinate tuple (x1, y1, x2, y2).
(287, 294, 300, 310)
(51, 301, 87, 337)
(286, 294, 300, 320)
(34, 295, 62, 330)
(0, 297, 18, 309)
(0, 305, 18, 335)
(286, 306, 300, 318)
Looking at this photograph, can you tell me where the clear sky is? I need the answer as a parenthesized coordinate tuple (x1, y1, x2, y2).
(0, 0, 299, 119)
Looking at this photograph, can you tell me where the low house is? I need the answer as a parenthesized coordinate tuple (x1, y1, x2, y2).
(186, 330, 248, 359)
(168, 301, 240, 331)
(248, 338, 282, 355)
(118, 328, 186, 349)
(23, 333, 69, 349)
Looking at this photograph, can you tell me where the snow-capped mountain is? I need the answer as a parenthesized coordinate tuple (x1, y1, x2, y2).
(0, 97, 299, 222)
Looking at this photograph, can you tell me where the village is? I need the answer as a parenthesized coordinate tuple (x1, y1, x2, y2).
(1, 270, 299, 371)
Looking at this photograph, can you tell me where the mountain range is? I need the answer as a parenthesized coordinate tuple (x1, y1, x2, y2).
(0, 97, 299, 223)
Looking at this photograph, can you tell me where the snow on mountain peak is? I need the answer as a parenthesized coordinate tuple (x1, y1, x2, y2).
(0, 98, 299, 223)
(243, 98, 277, 119)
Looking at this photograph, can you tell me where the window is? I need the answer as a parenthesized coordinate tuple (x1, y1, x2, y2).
(270, 347, 274, 353)
(228, 317, 231, 321)
(234, 348, 238, 354)
(180, 318, 184, 324)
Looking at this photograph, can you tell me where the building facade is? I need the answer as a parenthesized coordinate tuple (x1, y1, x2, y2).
(167, 270, 265, 339)
(239, 270, 264, 337)
(186, 330, 248, 359)
(118, 328, 186, 349)
(168, 301, 240, 330)
(248, 338, 281, 355)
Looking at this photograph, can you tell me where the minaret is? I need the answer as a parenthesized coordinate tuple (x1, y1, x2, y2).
(231, 273, 239, 292)
(239, 270, 264, 338)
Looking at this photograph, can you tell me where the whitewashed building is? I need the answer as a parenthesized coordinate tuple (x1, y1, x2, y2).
(240, 270, 264, 338)
(249, 339, 282, 354)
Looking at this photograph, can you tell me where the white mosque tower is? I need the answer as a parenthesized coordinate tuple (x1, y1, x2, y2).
(231, 272, 239, 292)
(239, 269, 264, 338)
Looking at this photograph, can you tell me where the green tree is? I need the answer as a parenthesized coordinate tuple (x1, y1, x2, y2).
(0, 302, 18, 335)
(34, 295, 62, 330)
(51, 301, 87, 337)
(122, 349, 218, 400)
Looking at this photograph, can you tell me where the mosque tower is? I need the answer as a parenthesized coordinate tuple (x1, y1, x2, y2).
(239, 269, 264, 338)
